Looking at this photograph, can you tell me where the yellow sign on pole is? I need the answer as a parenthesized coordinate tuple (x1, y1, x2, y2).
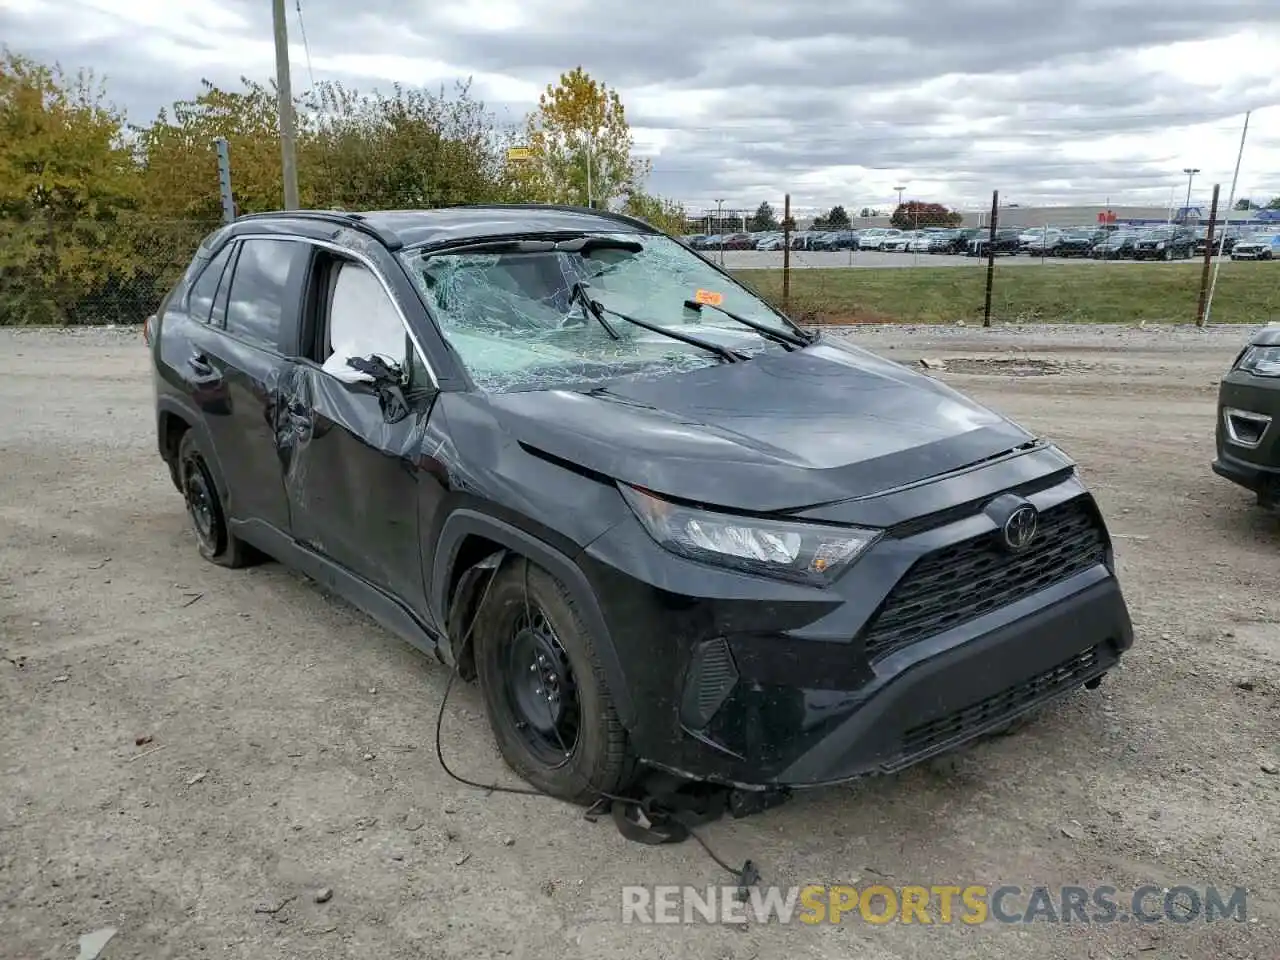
(507, 146, 532, 162)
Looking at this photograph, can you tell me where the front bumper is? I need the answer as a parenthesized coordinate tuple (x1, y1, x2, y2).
(581, 469, 1134, 788)
(1213, 372, 1280, 503)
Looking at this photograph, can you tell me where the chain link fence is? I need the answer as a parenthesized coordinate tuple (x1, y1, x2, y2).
(683, 195, 1280, 327)
(0, 216, 220, 326)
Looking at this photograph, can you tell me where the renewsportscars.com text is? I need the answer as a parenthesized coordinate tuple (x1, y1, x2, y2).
(621, 884, 1250, 925)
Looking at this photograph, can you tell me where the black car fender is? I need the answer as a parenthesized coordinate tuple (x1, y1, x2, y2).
(156, 394, 228, 499)
(430, 508, 637, 727)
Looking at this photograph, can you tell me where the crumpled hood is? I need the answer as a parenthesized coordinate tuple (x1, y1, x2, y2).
(483, 340, 1036, 512)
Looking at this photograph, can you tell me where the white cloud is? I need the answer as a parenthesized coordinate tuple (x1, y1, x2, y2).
(3, 0, 1279, 213)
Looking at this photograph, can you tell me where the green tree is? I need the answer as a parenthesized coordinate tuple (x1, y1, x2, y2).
(891, 201, 962, 229)
(518, 67, 647, 207)
(0, 48, 142, 323)
(1267, 196, 1280, 210)
(1234, 197, 1256, 211)
(751, 201, 778, 231)
(824, 205, 850, 228)
(620, 190, 687, 235)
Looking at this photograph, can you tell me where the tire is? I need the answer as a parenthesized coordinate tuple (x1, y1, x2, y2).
(472, 559, 635, 804)
(1162, 248, 1173, 261)
(177, 431, 254, 568)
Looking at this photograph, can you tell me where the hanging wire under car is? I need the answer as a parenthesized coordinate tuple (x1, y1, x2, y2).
(431, 550, 761, 895)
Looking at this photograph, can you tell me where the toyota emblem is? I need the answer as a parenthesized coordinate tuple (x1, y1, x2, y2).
(1002, 504, 1039, 552)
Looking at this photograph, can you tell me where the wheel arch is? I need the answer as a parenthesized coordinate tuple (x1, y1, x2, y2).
(156, 397, 229, 503)
(431, 509, 636, 728)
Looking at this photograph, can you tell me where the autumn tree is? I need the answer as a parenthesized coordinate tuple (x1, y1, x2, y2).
(620, 190, 687, 235)
(306, 79, 508, 210)
(751, 201, 778, 231)
(0, 49, 142, 323)
(518, 67, 648, 207)
(891, 201, 962, 229)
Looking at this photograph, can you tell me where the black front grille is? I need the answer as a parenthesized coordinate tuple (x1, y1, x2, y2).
(861, 497, 1108, 661)
(894, 646, 1101, 766)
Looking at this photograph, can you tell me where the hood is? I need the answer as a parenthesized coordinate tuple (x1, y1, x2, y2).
(482, 340, 1036, 513)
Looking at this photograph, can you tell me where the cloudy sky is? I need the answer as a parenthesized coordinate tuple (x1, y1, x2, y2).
(4, 0, 1279, 216)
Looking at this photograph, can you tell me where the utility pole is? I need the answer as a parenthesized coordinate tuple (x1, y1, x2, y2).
(715, 198, 725, 265)
(585, 134, 594, 208)
(272, 0, 300, 210)
(1182, 167, 1200, 219)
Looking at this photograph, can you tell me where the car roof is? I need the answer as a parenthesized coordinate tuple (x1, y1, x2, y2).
(228, 204, 659, 252)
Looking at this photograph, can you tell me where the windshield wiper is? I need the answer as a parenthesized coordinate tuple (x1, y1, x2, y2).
(581, 288, 744, 363)
(568, 281, 622, 340)
(682, 299, 810, 350)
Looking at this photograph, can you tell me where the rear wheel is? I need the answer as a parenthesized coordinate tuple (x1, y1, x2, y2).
(177, 432, 253, 568)
(473, 560, 635, 804)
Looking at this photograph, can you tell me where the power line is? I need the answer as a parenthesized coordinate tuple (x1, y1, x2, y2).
(294, 0, 317, 95)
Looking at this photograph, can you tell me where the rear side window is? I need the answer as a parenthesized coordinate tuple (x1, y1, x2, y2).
(224, 238, 302, 351)
(187, 245, 234, 323)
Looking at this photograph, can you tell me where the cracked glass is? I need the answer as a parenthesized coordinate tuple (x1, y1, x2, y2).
(398, 234, 796, 393)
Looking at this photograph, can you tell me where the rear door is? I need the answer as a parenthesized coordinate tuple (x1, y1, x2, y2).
(182, 237, 309, 534)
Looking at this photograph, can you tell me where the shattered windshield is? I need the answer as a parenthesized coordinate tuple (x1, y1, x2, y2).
(398, 233, 797, 393)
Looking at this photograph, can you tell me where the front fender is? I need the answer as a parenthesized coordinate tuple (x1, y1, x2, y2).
(430, 509, 636, 728)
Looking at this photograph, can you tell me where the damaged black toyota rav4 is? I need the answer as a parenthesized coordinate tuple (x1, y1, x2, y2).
(149, 205, 1134, 803)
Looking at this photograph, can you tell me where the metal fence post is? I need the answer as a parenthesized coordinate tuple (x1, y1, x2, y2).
(214, 138, 236, 223)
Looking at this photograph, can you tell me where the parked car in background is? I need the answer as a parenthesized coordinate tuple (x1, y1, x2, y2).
(1090, 231, 1141, 260)
(858, 228, 904, 251)
(1052, 229, 1106, 258)
(1230, 233, 1280, 261)
(1131, 226, 1196, 261)
(755, 233, 785, 251)
(883, 231, 915, 252)
(905, 231, 933, 253)
(1213, 324, 1280, 510)
(967, 229, 1021, 257)
(1194, 226, 1245, 256)
(149, 204, 1134, 802)
(1022, 229, 1066, 256)
(928, 228, 982, 254)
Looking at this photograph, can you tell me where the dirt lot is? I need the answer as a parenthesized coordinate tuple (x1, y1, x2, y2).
(2, 323, 1277, 960)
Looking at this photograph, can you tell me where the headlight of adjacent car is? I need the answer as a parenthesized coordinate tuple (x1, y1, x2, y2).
(1236, 345, 1280, 377)
(618, 484, 880, 586)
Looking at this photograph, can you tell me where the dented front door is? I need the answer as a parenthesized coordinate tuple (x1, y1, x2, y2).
(276, 363, 429, 613)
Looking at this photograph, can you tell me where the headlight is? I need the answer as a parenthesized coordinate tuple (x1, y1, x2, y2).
(1236, 345, 1280, 377)
(619, 485, 880, 586)
(1155, 241, 1166, 249)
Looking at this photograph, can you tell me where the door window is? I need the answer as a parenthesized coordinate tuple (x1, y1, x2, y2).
(225, 238, 302, 351)
(321, 260, 408, 382)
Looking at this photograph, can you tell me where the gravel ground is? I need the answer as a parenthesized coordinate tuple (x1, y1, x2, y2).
(2, 324, 1278, 959)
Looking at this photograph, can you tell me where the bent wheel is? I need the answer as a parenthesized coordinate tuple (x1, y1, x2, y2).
(177, 432, 253, 568)
(473, 560, 635, 804)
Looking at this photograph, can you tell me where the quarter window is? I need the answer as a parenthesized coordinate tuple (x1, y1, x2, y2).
(186, 245, 233, 323)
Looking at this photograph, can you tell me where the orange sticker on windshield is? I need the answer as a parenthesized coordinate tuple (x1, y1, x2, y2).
(694, 289, 724, 306)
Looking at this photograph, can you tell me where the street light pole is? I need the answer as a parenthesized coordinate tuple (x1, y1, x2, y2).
(1182, 167, 1200, 218)
(271, 0, 299, 210)
(894, 185, 906, 209)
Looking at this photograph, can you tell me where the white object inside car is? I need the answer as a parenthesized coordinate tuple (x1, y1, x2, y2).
(322, 261, 406, 383)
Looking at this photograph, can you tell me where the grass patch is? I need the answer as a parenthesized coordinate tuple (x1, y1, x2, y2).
(732, 261, 1280, 324)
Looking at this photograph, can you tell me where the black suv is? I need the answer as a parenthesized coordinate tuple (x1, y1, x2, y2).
(966, 228, 1021, 256)
(1131, 226, 1196, 260)
(149, 206, 1134, 802)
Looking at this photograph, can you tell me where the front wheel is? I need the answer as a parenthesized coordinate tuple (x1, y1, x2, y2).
(472, 560, 636, 804)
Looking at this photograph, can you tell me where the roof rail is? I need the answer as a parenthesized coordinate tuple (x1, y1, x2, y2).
(440, 202, 661, 235)
(233, 209, 403, 250)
